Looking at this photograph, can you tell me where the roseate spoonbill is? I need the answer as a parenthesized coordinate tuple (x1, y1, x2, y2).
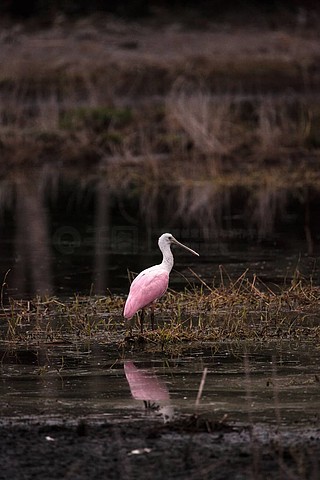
(123, 233, 199, 332)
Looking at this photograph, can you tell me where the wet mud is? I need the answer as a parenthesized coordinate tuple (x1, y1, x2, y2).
(1, 415, 319, 480)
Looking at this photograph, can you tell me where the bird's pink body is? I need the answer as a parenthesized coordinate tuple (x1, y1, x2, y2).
(123, 266, 169, 319)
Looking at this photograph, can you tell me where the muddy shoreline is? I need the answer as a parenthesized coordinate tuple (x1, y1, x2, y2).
(1, 414, 319, 480)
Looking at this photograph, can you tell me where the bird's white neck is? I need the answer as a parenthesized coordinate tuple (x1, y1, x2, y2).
(160, 244, 174, 272)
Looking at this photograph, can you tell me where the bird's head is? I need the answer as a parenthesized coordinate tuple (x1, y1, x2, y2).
(158, 233, 199, 256)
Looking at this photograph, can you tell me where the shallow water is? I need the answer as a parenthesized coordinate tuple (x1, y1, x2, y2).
(0, 167, 319, 298)
(1, 340, 319, 426)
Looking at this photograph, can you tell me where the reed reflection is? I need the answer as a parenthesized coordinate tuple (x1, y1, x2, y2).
(12, 175, 53, 296)
(93, 181, 110, 294)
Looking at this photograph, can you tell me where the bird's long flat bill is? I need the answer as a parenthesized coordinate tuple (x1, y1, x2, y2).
(171, 237, 199, 256)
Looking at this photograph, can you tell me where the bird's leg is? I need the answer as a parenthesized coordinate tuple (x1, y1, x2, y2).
(124, 320, 134, 343)
(150, 305, 155, 330)
(128, 321, 133, 337)
(139, 309, 145, 334)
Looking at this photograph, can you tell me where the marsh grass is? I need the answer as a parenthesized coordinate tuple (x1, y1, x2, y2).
(166, 86, 239, 157)
(1, 272, 319, 347)
(1, 19, 320, 173)
(2, 85, 318, 165)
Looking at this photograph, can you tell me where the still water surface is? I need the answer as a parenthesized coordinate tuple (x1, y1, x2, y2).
(1, 341, 319, 426)
(0, 167, 319, 298)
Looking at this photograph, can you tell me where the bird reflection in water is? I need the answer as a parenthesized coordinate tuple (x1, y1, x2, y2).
(124, 361, 174, 422)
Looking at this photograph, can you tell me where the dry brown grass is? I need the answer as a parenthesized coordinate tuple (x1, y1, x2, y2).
(166, 85, 238, 156)
(1, 17, 319, 87)
(1, 79, 319, 176)
(0, 17, 320, 163)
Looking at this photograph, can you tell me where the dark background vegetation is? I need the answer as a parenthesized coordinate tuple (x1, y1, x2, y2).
(2, 0, 320, 22)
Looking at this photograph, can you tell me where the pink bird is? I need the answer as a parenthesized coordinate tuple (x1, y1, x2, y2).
(123, 233, 199, 331)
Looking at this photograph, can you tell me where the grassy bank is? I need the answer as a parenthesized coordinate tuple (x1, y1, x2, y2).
(0, 17, 320, 177)
(2, 271, 319, 347)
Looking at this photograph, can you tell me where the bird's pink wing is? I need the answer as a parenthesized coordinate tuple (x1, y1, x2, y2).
(123, 270, 169, 319)
(124, 361, 170, 401)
